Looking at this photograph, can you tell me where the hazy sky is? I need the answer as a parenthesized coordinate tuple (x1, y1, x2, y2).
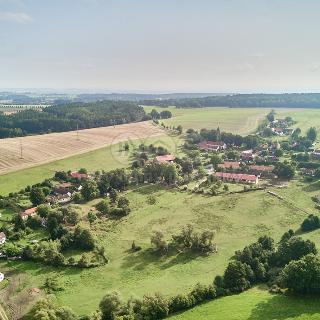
(1, 0, 320, 92)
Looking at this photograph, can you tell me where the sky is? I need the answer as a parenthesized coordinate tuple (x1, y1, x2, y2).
(1, 0, 320, 93)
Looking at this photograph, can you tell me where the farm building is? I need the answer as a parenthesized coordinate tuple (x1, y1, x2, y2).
(218, 161, 240, 170)
(0, 232, 6, 245)
(249, 165, 274, 177)
(20, 207, 37, 220)
(70, 171, 88, 180)
(198, 141, 226, 152)
(0, 273, 4, 282)
(241, 150, 255, 161)
(272, 128, 284, 135)
(155, 155, 175, 164)
(48, 192, 72, 204)
(214, 172, 258, 184)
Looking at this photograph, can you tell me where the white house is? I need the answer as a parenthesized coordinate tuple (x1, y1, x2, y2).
(0, 232, 6, 245)
(0, 272, 4, 282)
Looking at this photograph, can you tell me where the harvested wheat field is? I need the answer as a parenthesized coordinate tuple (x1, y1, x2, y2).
(0, 121, 164, 175)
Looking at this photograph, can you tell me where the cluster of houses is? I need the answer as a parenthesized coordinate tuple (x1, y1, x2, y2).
(198, 140, 278, 185)
(267, 118, 294, 136)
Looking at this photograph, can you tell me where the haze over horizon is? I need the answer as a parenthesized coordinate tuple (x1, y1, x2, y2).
(2, 0, 320, 92)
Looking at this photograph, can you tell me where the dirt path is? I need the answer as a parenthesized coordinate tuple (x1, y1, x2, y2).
(0, 121, 164, 175)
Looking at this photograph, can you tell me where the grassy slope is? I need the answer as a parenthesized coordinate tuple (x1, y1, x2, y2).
(170, 287, 320, 320)
(3, 179, 320, 316)
(0, 133, 181, 196)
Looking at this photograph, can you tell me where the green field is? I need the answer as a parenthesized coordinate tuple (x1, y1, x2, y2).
(144, 106, 320, 135)
(0, 133, 181, 196)
(3, 178, 320, 316)
(170, 287, 320, 320)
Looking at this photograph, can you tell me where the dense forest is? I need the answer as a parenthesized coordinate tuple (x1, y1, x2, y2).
(141, 93, 320, 108)
(0, 101, 146, 138)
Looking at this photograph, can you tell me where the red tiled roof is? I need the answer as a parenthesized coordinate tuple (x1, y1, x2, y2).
(214, 172, 257, 182)
(71, 171, 88, 179)
(249, 165, 274, 172)
(20, 207, 37, 218)
(155, 155, 175, 163)
(218, 162, 240, 169)
(199, 141, 225, 149)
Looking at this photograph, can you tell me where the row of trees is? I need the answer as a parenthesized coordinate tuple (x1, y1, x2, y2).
(0, 100, 146, 138)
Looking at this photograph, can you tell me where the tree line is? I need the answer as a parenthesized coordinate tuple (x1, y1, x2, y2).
(0, 100, 147, 138)
(140, 93, 320, 109)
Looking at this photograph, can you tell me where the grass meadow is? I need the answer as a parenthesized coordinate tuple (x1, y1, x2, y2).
(2, 178, 320, 316)
(143, 106, 320, 135)
(170, 286, 320, 320)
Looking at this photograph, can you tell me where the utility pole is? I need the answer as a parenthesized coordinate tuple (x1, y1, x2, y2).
(19, 140, 23, 159)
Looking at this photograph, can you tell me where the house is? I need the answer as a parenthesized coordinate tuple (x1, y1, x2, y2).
(214, 172, 258, 184)
(241, 150, 255, 161)
(272, 128, 284, 135)
(20, 207, 37, 220)
(155, 155, 175, 164)
(0, 273, 4, 282)
(300, 168, 316, 177)
(54, 182, 73, 195)
(249, 165, 274, 177)
(70, 171, 88, 180)
(0, 232, 6, 245)
(218, 161, 240, 171)
(48, 192, 72, 204)
(198, 141, 226, 152)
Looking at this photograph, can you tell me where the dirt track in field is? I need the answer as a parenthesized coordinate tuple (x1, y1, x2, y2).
(0, 122, 164, 175)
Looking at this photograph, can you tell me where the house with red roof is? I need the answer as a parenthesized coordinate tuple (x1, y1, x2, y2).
(249, 165, 274, 177)
(214, 172, 258, 184)
(70, 171, 88, 180)
(218, 161, 240, 171)
(20, 207, 37, 220)
(198, 141, 226, 152)
(155, 155, 175, 164)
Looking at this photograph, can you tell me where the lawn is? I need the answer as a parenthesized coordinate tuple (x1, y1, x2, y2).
(0, 133, 182, 196)
(169, 286, 320, 320)
(3, 179, 320, 316)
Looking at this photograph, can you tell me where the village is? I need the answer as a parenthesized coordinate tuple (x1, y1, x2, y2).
(0, 113, 319, 287)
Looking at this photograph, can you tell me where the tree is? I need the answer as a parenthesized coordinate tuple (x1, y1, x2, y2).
(117, 196, 130, 209)
(267, 112, 275, 122)
(99, 291, 122, 320)
(177, 125, 183, 134)
(64, 206, 81, 226)
(88, 211, 97, 225)
(30, 187, 46, 206)
(74, 226, 95, 250)
(151, 231, 168, 253)
(281, 254, 320, 294)
(150, 109, 160, 120)
(292, 127, 301, 138)
(210, 154, 222, 169)
(223, 261, 252, 292)
(37, 204, 51, 218)
(307, 127, 317, 142)
(109, 189, 118, 204)
(96, 199, 111, 215)
(81, 180, 99, 201)
(277, 236, 317, 266)
(301, 214, 320, 232)
(160, 110, 172, 119)
(273, 162, 295, 179)
(14, 214, 26, 231)
(139, 293, 169, 320)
